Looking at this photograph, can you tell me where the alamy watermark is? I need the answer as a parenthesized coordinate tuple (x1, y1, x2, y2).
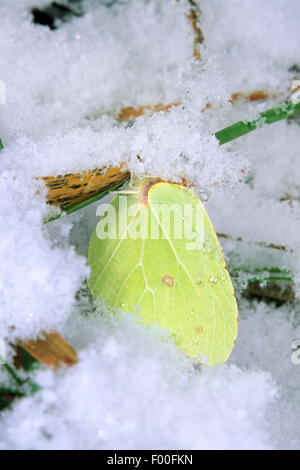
(0, 80, 6, 105)
(96, 196, 205, 251)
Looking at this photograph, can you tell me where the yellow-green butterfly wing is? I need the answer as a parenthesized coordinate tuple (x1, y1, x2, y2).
(88, 181, 238, 365)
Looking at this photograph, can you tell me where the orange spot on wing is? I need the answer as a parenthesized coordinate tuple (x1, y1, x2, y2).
(162, 275, 175, 287)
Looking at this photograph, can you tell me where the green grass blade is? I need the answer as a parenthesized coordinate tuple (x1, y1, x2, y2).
(229, 265, 293, 283)
(0, 358, 24, 387)
(215, 101, 300, 145)
(0, 353, 40, 395)
(45, 178, 127, 223)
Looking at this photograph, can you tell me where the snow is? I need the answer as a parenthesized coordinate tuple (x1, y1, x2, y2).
(0, 0, 300, 450)
(0, 308, 277, 450)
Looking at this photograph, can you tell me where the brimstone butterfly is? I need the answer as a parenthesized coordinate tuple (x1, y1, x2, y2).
(88, 180, 238, 365)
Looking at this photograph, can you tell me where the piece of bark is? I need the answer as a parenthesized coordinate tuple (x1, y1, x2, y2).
(17, 331, 78, 371)
(43, 165, 131, 212)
